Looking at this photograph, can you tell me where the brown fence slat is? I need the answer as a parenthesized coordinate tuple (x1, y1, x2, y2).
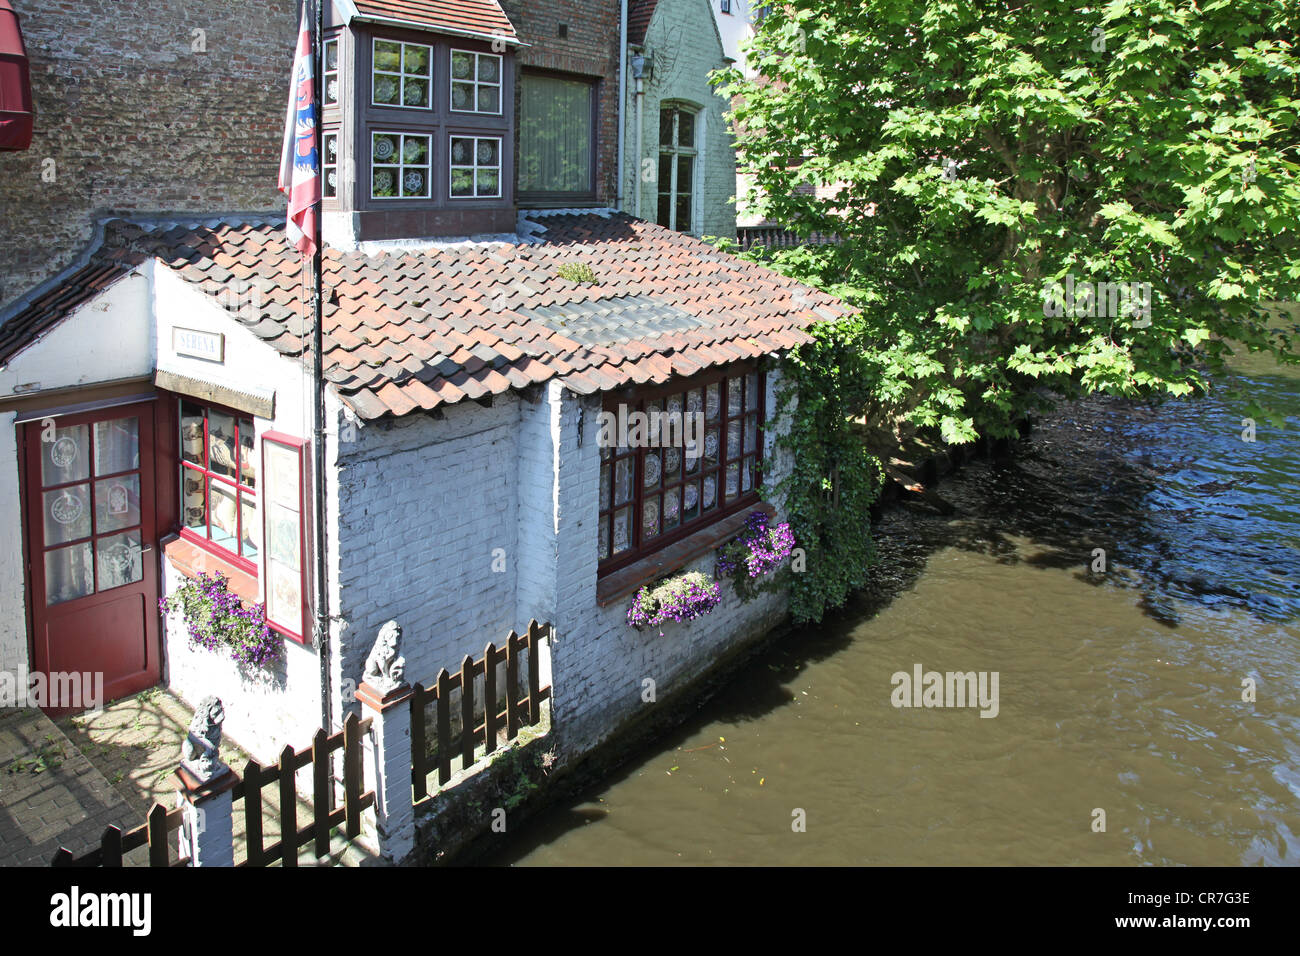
(278, 744, 298, 868)
(147, 804, 170, 867)
(506, 630, 521, 739)
(312, 728, 331, 859)
(101, 825, 124, 868)
(526, 620, 543, 727)
(344, 712, 364, 838)
(243, 758, 264, 866)
(460, 654, 476, 769)
(483, 641, 498, 755)
(411, 683, 429, 800)
(436, 669, 452, 786)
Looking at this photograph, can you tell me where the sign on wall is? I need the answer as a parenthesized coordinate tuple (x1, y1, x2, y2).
(172, 327, 226, 364)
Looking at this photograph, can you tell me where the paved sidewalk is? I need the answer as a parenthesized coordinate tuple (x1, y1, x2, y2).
(0, 707, 136, 867)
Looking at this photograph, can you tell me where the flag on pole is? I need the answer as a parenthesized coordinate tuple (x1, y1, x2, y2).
(278, 3, 319, 258)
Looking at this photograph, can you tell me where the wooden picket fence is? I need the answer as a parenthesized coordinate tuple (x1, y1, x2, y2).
(51, 711, 374, 868)
(51, 805, 189, 868)
(411, 620, 551, 800)
(235, 711, 373, 867)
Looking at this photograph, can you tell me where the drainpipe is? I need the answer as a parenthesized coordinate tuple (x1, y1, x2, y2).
(630, 53, 647, 220)
(616, 0, 627, 211)
(312, 0, 332, 738)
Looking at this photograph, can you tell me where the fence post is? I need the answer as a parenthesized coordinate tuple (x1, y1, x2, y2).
(355, 620, 416, 864)
(175, 695, 237, 867)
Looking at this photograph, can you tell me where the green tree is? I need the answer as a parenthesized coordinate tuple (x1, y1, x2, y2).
(717, 0, 1300, 444)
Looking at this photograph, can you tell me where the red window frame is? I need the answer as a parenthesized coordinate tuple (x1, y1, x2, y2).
(177, 398, 258, 575)
(261, 432, 311, 644)
(598, 363, 765, 576)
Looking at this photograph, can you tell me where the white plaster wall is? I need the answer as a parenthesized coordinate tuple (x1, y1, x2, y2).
(331, 393, 523, 708)
(152, 272, 325, 761)
(0, 268, 155, 682)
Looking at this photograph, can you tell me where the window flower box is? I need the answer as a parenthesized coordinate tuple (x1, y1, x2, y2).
(626, 570, 722, 633)
(160, 571, 281, 669)
(715, 509, 795, 601)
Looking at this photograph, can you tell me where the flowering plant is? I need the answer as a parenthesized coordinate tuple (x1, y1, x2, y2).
(627, 570, 722, 632)
(160, 571, 281, 668)
(716, 510, 796, 601)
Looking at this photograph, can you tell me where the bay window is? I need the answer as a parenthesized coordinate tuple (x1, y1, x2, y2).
(450, 136, 501, 198)
(179, 401, 258, 571)
(450, 49, 502, 113)
(372, 38, 433, 109)
(372, 131, 431, 198)
(598, 365, 764, 574)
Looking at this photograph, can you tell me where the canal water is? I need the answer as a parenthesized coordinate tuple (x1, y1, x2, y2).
(490, 352, 1299, 866)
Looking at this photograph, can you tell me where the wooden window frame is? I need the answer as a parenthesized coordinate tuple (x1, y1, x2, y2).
(261, 433, 311, 645)
(324, 36, 341, 107)
(449, 134, 502, 199)
(449, 48, 503, 115)
(176, 398, 258, 577)
(371, 36, 434, 110)
(658, 105, 699, 234)
(371, 130, 433, 199)
(597, 363, 765, 577)
(516, 69, 599, 206)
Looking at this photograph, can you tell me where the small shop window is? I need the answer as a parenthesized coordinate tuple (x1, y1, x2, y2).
(372, 131, 431, 199)
(450, 49, 502, 113)
(598, 365, 764, 574)
(372, 38, 432, 109)
(262, 434, 310, 643)
(179, 400, 259, 572)
(450, 136, 501, 198)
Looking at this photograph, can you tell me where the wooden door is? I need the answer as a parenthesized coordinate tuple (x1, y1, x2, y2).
(23, 401, 161, 714)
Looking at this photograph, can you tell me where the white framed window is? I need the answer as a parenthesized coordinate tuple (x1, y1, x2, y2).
(450, 50, 502, 114)
(324, 37, 340, 105)
(449, 136, 502, 198)
(323, 131, 338, 198)
(372, 38, 432, 109)
(372, 131, 432, 199)
(658, 106, 698, 233)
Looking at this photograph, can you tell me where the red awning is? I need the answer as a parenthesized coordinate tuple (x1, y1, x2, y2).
(0, 0, 33, 152)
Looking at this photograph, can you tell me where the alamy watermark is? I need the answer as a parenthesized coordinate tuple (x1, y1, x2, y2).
(1043, 274, 1152, 327)
(597, 403, 705, 455)
(1, 664, 103, 712)
(890, 663, 999, 718)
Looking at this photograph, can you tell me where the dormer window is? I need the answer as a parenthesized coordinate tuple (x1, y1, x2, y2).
(450, 50, 502, 113)
(372, 38, 433, 109)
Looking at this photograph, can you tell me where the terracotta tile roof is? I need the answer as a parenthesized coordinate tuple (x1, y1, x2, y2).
(0, 213, 848, 419)
(351, 0, 519, 42)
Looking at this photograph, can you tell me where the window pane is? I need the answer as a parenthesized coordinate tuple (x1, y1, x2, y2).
(208, 411, 237, 479)
(682, 480, 700, 521)
(404, 77, 429, 107)
(476, 168, 499, 197)
(41, 424, 89, 486)
(745, 372, 759, 410)
(95, 475, 140, 534)
(745, 415, 757, 454)
(451, 168, 474, 197)
(643, 496, 660, 539)
(404, 45, 429, 76)
(45, 543, 94, 605)
(180, 403, 204, 464)
(703, 426, 719, 468)
(97, 531, 143, 592)
(728, 377, 742, 417)
(612, 507, 632, 554)
(477, 85, 499, 112)
(705, 382, 720, 422)
(727, 419, 742, 458)
(375, 41, 401, 73)
(209, 481, 238, 551)
(599, 520, 610, 561)
(182, 467, 206, 533)
(702, 473, 717, 511)
(664, 446, 681, 481)
(644, 450, 661, 489)
(725, 462, 740, 501)
(742, 457, 755, 492)
(241, 496, 259, 559)
(373, 74, 399, 104)
(478, 56, 500, 82)
(44, 485, 91, 544)
(451, 81, 473, 110)
(614, 458, 632, 505)
(659, 109, 674, 147)
(451, 51, 473, 79)
(94, 417, 139, 476)
(678, 110, 696, 147)
(600, 463, 611, 511)
(663, 487, 680, 530)
(519, 74, 593, 193)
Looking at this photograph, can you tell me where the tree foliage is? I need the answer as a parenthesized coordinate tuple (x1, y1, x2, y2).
(717, 0, 1300, 442)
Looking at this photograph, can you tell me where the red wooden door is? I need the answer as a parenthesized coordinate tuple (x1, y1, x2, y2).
(23, 401, 161, 714)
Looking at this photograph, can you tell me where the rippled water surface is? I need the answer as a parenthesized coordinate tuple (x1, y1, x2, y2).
(490, 355, 1299, 866)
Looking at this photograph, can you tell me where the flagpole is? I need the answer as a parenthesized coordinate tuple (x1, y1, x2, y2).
(311, 0, 331, 738)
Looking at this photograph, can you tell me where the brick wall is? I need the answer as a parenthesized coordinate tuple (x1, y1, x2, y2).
(0, 0, 295, 309)
(499, 0, 622, 207)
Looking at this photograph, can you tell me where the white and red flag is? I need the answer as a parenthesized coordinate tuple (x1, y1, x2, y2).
(278, 4, 319, 258)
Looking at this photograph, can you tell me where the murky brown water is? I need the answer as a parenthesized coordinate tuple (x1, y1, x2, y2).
(490, 353, 1299, 866)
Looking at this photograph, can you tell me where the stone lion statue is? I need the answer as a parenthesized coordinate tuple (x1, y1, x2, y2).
(362, 620, 406, 695)
(182, 696, 227, 781)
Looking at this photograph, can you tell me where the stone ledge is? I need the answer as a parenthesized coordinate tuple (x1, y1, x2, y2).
(595, 502, 776, 607)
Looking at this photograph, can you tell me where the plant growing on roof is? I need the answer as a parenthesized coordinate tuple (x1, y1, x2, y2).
(159, 571, 280, 669)
(557, 262, 599, 285)
(627, 570, 723, 634)
(716, 509, 797, 602)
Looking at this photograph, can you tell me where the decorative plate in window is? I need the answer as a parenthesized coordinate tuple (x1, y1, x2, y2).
(704, 430, 719, 459)
(613, 510, 630, 551)
(477, 86, 497, 111)
(405, 48, 428, 73)
(477, 140, 497, 164)
(702, 475, 717, 508)
(452, 52, 472, 78)
(374, 76, 398, 104)
(404, 80, 427, 106)
(663, 488, 680, 523)
(686, 389, 702, 415)
(327, 78, 339, 102)
(327, 137, 338, 159)
(373, 136, 396, 161)
(478, 57, 499, 82)
(705, 384, 720, 421)
(403, 171, 424, 194)
(683, 483, 699, 510)
(374, 170, 395, 195)
(451, 139, 468, 163)
(452, 84, 471, 109)
(643, 452, 661, 487)
(403, 139, 425, 163)
(664, 448, 681, 476)
(327, 170, 337, 191)
(642, 499, 659, 537)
